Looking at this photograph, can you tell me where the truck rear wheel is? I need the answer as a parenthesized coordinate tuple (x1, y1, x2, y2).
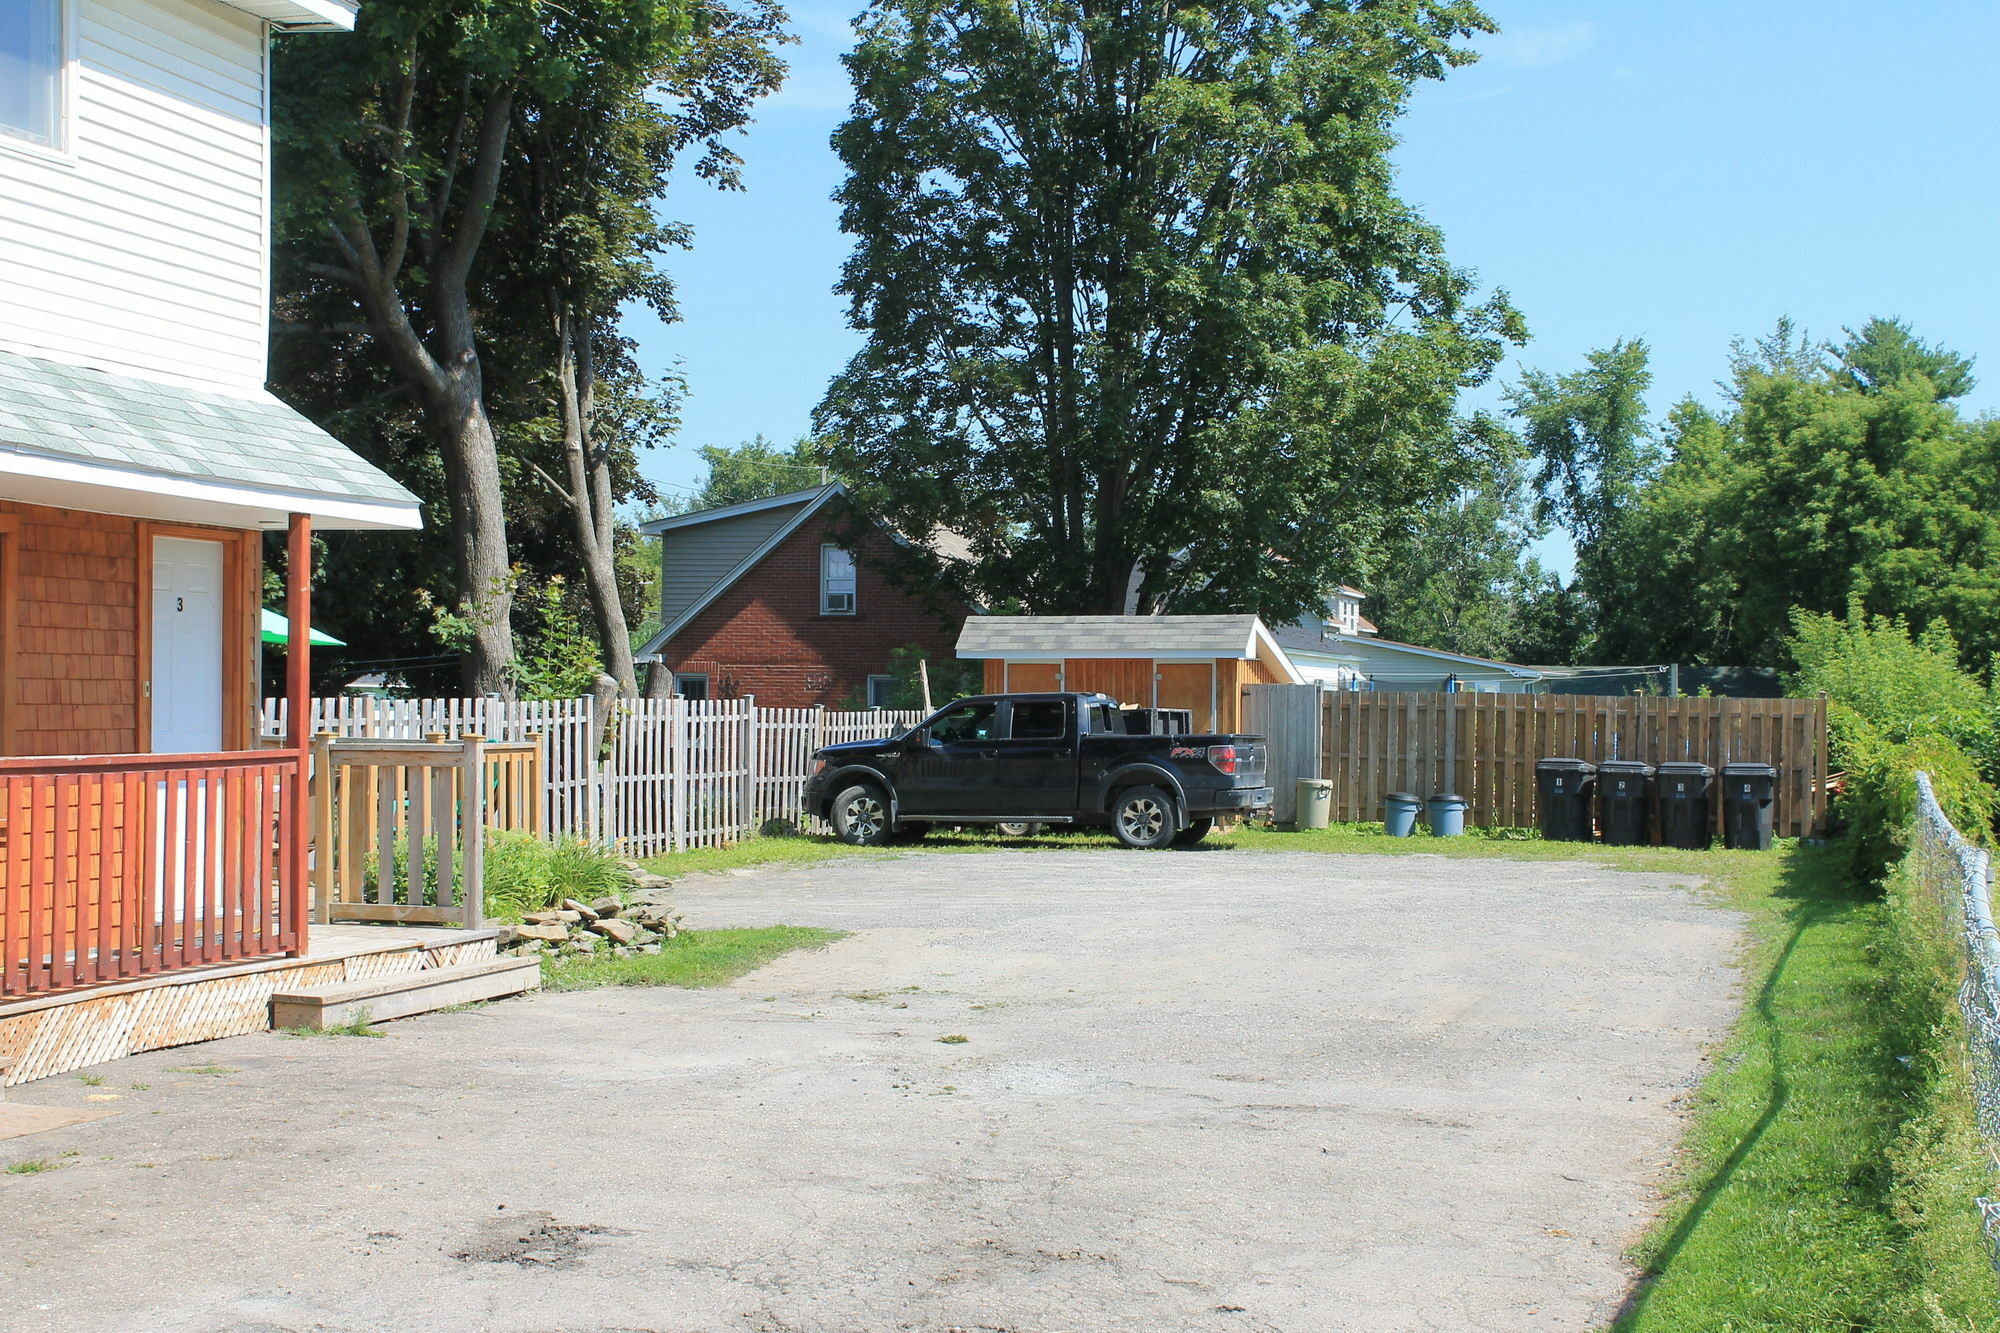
(1171, 817, 1213, 846)
(1111, 786, 1176, 850)
(831, 783, 892, 846)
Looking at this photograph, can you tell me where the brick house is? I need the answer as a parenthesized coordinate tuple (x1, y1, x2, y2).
(636, 485, 968, 708)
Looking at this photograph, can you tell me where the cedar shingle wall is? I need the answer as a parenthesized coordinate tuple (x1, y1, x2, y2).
(1, 501, 141, 755)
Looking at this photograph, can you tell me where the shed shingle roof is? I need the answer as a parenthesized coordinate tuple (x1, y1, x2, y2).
(956, 615, 1268, 658)
(0, 351, 418, 511)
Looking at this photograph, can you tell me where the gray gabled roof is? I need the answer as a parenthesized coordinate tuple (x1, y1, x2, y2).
(637, 487, 840, 659)
(0, 350, 419, 529)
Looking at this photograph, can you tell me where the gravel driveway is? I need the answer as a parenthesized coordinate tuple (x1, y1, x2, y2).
(0, 847, 1741, 1333)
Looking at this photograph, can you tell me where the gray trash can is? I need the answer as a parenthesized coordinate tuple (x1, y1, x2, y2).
(1657, 762, 1715, 850)
(1721, 762, 1778, 850)
(1296, 778, 1333, 831)
(1426, 792, 1468, 837)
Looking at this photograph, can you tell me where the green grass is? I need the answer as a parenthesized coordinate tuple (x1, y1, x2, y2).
(277, 1009, 386, 1039)
(6, 1158, 58, 1175)
(542, 926, 846, 991)
(1608, 844, 1917, 1331)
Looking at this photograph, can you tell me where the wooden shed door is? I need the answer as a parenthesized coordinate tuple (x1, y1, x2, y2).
(1004, 662, 1062, 692)
(151, 536, 225, 754)
(1155, 662, 1216, 732)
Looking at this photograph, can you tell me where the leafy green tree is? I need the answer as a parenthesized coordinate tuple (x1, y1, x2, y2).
(1366, 460, 1552, 661)
(675, 435, 829, 512)
(275, 0, 686, 692)
(1554, 319, 2000, 673)
(1509, 339, 1656, 551)
(1835, 316, 1977, 402)
(505, 0, 788, 694)
(274, 0, 787, 695)
(817, 0, 1522, 622)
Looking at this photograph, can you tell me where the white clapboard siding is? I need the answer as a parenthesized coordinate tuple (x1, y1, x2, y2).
(272, 697, 928, 854)
(0, 0, 270, 391)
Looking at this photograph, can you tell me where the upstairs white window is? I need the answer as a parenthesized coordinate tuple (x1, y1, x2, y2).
(1, 0, 66, 151)
(820, 545, 856, 614)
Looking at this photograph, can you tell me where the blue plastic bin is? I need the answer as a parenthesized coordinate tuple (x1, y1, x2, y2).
(1383, 791, 1421, 837)
(1426, 792, 1468, 837)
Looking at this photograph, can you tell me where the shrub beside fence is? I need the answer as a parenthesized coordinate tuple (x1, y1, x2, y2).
(1908, 772, 2000, 1281)
(264, 696, 924, 855)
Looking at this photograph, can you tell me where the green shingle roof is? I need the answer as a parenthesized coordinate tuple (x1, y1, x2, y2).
(0, 350, 417, 508)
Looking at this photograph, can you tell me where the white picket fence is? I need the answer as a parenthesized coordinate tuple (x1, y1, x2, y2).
(262, 696, 926, 855)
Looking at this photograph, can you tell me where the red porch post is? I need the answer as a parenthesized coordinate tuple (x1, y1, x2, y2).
(284, 513, 312, 955)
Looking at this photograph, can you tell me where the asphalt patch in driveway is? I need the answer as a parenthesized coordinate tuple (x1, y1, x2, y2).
(453, 1212, 630, 1269)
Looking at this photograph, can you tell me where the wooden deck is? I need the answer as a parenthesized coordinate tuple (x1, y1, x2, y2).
(0, 924, 501, 1086)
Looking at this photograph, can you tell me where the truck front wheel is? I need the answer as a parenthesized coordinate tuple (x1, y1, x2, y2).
(1111, 786, 1177, 850)
(831, 784, 892, 846)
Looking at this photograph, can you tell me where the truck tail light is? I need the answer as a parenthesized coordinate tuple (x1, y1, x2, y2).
(1209, 745, 1238, 775)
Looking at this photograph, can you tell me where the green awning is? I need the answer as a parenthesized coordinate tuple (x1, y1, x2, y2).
(261, 608, 344, 648)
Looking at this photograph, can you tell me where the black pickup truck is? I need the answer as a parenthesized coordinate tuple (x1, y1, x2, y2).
(803, 692, 1273, 849)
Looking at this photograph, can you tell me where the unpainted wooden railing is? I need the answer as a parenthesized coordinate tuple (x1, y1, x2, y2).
(309, 733, 543, 927)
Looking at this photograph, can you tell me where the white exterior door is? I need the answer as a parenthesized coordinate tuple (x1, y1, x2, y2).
(151, 536, 225, 753)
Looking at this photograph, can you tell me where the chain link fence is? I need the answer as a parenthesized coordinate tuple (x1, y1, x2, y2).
(1912, 771, 2000, 1264)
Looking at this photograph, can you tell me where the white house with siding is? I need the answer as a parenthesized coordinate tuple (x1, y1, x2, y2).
(0, 0, 419, 729)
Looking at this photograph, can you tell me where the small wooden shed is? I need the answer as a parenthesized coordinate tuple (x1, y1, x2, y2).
(955, 615, 1304, 733)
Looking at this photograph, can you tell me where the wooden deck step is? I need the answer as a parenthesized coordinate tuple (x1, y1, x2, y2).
(270, 956, 540, 1030)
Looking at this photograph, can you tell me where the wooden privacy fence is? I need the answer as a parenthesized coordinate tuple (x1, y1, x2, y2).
(1246, 686, 1830, 838)
(309, 734, 542, 927)
(0, 751, 304, 998)
(269, 697, 926, 855)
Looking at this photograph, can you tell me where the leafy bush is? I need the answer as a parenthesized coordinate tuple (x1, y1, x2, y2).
(481, 831, 629, 922)
(365, 830, 630, 923)
(1787, 606, 1998, 875)
(1873, 822, 2000, 1323)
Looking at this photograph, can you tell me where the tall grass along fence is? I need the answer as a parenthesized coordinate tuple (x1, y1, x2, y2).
(1244, 685, 1830, 835)
(1912, 771, 2000, 1270)
(264, 697, 924, 856)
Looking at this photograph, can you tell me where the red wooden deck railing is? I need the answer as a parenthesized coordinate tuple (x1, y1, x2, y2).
(0, 750, 307, 999)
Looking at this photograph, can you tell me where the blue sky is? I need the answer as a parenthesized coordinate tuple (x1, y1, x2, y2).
(629, 1, 2000, 530)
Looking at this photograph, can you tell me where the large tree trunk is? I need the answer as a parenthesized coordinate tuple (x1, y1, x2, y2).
(432, 369, 518, 696)
(322, 82, 522, 697)
(552, 309, 638, 696)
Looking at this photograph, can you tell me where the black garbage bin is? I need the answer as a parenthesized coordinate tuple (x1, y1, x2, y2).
(1535, 758, 1597, 842)
(1722, 762, 1778, 850)
(1657, 761, 1715, 850)
(1597, 760, 1656, 845)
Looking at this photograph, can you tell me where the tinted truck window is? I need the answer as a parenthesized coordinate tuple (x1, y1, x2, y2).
(930, 702, 998, 743)
(1010, 701, 1066, 739)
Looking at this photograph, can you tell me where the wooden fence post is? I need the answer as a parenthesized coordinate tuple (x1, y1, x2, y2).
(460, 734, 486, 927)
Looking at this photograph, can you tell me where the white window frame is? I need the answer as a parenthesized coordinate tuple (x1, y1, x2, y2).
(673, 673, 710, 701)
(866, 674, 895, 708)
(820, 544, 856, 615)
(0, 0, 79, 164)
